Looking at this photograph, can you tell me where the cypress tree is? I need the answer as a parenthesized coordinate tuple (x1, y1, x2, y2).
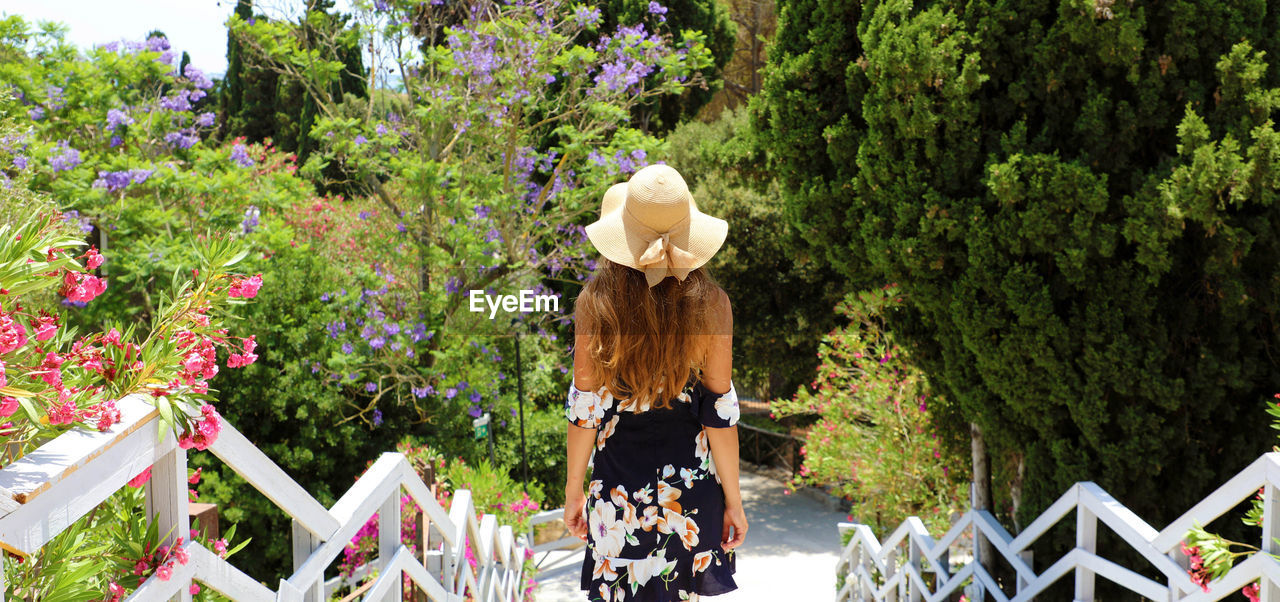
(754, 0, 1280, 555)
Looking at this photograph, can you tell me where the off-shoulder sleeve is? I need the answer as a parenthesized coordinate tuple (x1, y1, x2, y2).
(565, 383, 611, 429)
(692, 381, 739, 428)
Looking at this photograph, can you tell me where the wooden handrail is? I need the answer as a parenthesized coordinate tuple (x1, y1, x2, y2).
(0, 393, 530, 602)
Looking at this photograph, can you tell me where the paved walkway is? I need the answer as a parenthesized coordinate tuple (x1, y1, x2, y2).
(533, 468, 848, 601)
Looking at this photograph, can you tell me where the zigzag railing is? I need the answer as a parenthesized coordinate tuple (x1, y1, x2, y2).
(0, 394, 529, 601)
(836, 452, 1280, 602)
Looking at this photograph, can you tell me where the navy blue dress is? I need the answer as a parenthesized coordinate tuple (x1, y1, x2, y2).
(565, 378, 741, 602)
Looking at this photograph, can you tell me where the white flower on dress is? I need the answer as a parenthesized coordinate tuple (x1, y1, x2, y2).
(662, 464, 675, 479)
(627, 554, 677, 589)
(589, 479, 603, 499)
(593, 556, 619, 582)
(589, 500, 627, 558)
(692, 550, 714, 575)
(633, 484, 653, 505)
(599, 583, 613, 602)
(596, 415, 620, 450)
(656, 508, 700, 550)
(568, 387, 608, 426)
(657, 481, 682, 513)
(640, 505, 660, 532)
(680, 467, 695, 488)
(714, 388, 739, 424)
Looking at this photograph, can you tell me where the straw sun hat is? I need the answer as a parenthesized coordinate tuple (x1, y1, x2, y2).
(584, 164, 728, 288)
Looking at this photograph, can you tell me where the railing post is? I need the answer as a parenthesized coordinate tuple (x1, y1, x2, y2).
(379, 491, 402, 601)
(908, 536, 922, 602)
(291, 519, 322, 602)
(1075, 506, 1097, 602)
(1017, 550, 1034, 598)
(1261, 483, 1280, 602)
(146, 445, 191, 602)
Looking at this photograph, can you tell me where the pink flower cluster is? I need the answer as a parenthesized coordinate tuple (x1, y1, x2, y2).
(1182, 541, 1211, 592)
(227, 273, 263, 298)
(60, 270, 108, 303)
(1244, 582, 1260, 602)
(0, 312, 28, 353)
(227, 335, 258, 368)
(178, 404, 221, 451)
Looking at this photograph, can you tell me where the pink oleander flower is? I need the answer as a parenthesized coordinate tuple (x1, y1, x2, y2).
(227, 273, 263, 299)
(34, 315, 58, 341)
(156, 562, 173, 581)
(172, 541, 189, 565)
(127, 466, 152, 488)
(189, 583, 200, 596)
(84, 246, 104, 270)
(47, 398, 77, 425)
(213, 538, 228, 557)
(0, 313, 27, 354)
(188, 467, 202, 485)
(0, 397, 16, 418)
(0, 358, 5, 387)
(227, 335, 258, 367)
(61, 271, 108, 303)
(179, 405, 222, 450)
(94, 399, 121, 431)
(1244, 582, 1261, 602)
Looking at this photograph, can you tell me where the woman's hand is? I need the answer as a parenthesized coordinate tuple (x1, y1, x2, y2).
(721, 503, 748, 550)
(565, 490, 589, 542)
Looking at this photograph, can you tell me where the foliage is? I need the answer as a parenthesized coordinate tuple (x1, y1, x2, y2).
(659, 105, 842, 400)
(772, 285, 967, 534)
(593, 0, 738, 133)
(494, 404, 572, 508)
(754, 0, 1280, 544)
(3, 470, 249, 602)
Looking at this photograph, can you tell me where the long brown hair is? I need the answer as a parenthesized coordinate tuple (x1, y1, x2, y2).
(574, 258, 723, 410)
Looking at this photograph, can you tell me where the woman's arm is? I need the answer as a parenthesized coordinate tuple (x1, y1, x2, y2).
(564, 308, 600, 541)
(701, 288, 747, 550)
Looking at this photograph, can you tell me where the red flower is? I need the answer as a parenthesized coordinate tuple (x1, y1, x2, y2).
(127, 466, 152, 488)
(227, 274, 263, 299)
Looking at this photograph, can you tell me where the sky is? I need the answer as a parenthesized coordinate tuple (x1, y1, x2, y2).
(0, 0, 354, 76)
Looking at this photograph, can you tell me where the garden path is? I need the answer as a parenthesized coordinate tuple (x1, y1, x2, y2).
(532, 467, 848, 601)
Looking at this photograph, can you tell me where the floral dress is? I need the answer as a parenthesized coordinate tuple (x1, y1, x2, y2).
(565, 378, 741, 602)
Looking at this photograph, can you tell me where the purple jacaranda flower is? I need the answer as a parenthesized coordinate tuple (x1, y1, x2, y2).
(195, 112, 216, 127)
(98, 41, 120, 53)
(109, 135, 123, 148)
(458, 381, 469, 390)
(485, 228, 502, 243)
(369, 336, 386, 349)
(62, 209, 94, 233)
(184, 64, 214, 90)
(375, 123, 388, 136)
(342, 342, 354, 354)
(160, 90, 193, 112)
(92, 169, 153, 192)
(311, 362, 321, 373)
(389, 341, 401, 351)
(497, 371, 506, 380)
(48, 142, 81, 172)
(230, 144, 254, 168)
(648, 1, 668, 20)
(164, 130, 199, 150)
(106, 108, 133, 130)
(469, 390, 482, 403)
(444, 387, 457, 399)
(445, 277, 461, 295)
(28, 106, 44, 120)
(146, 35, 170, 52)
(11, 155, 26, 170)
(468, 405, 483, 418)
(411, 386, 429, 398)
(365, 382, 378, 393)
(372, 409, 383, 426)
(383, 323, 400, 336)
(327, 320, 346, 338)
(157, 50, 175, 65)
(358, 210, 371, 220)
(573, 5, 601, 27)
(353, 135, 368, 146)
(242, 205, 260, 234)
(396, 222, 406, 233)
(510, 408, 517, 417)
(475, 205, 491, 218)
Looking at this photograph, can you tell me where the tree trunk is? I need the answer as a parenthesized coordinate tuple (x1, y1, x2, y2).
(970, 422, 995, 582)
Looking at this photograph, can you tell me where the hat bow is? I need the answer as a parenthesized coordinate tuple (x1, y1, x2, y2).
(637, 230, 698, 288)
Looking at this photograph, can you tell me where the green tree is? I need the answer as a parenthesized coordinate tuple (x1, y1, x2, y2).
(597, 0, 737, 133)
(755, 0, 1280, 558)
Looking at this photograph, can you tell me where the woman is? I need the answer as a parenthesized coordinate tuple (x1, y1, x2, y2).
(563, 164, 748, 602)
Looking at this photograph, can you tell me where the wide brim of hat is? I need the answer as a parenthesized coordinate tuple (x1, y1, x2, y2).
(584, 204, 728, 274)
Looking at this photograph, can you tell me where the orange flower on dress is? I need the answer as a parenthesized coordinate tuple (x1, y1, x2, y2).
(657, 481, 682, 514)
(692, 550, 713, 575)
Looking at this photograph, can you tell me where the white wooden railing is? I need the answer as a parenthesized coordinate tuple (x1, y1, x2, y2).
(0, 394, 530, 601)
(836, 452, 1280, 602)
